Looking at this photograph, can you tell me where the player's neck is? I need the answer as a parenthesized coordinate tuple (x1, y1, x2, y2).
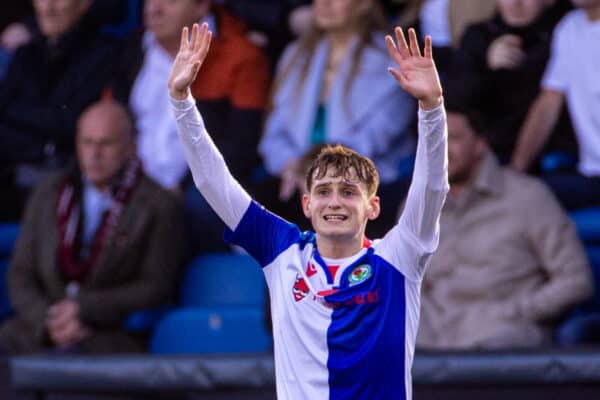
(316, 234, 363, 259)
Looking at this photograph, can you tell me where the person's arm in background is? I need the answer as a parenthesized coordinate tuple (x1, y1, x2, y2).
(510, 180, 593, 321)
(510, 12, 569, 173)
(510, 89, 564, 171)
(7, 181, 56, 343)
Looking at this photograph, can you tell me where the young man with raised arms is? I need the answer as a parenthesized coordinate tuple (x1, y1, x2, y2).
(168, 22, 447, 400)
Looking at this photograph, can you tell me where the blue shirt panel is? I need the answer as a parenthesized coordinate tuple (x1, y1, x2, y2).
(326, 252, 407, 400)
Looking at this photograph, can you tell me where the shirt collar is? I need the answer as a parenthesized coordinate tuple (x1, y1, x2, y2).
(472, 151, 504, 196)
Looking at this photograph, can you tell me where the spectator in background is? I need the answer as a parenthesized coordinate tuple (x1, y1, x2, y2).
(451, 0, 572, 164)
(113, 0, 270, 255)
(387, 0, 497, 77)
(258, 0, 416, 237)
(0, 0, 120, 221)
(416, 106, 592, 350)
(511, 0, 600, 210)
(0, 99, 184, 354)
(224, 0, 311, 68)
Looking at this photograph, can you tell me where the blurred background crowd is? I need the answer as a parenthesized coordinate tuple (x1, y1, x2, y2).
(0, 0, 599, 358)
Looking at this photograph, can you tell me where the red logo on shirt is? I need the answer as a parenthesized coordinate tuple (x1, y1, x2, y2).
(293, 274, 309, 302)
(306, 262, 317, 277)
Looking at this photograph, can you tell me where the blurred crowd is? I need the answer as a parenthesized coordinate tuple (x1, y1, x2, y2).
(0, 0, 599, 354)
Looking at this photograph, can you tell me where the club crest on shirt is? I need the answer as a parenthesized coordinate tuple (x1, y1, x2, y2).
(348, 264, 372, 286)
(292, 274, 309, 302)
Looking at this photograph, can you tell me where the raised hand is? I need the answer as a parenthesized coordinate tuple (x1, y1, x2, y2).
(168, 23, 212, 100)
(385, 27, 443, 110)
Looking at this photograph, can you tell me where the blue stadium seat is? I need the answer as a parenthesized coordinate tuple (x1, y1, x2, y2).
(541, 151, 577, 173)
(124, 305, 175, 333)
(556, 246, 600, 345)
(149, 252, 271, 354)
(570, 207, 600, 244)
(150, 307, 271, 354)
(180, 252, 265, 308)
(587, 246, 600, 305)
(0, 223, 20, 258)
(0, 259, 13, 322)
(0, 223, 18, 323)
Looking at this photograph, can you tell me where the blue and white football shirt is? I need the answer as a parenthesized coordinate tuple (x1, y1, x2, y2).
(172, 93, 448, 400)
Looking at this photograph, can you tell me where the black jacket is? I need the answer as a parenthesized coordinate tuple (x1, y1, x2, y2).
(0, 15, 119, 167)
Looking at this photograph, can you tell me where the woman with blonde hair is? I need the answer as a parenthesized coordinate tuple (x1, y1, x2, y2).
(258, 0, 416, 236)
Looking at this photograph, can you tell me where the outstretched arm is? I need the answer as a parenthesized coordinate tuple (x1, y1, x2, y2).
(169, 23, 251, 230)
(379, 28, 448, 281)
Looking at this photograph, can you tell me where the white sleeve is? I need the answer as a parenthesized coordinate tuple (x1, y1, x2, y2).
(376, 102, 449, 282)
(541, 16, 569, 92)
(170, 93, 252, 230)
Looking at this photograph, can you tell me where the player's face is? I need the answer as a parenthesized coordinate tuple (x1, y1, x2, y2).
(302, 166, 380, 242)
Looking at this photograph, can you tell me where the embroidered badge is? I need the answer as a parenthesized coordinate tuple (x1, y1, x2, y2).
(348, 264, 372, 286)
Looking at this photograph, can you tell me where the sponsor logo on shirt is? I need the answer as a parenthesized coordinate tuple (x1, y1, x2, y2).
(325, 288, 381, 309)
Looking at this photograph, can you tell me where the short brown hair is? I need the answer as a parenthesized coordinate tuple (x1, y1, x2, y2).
(306, 145, 379, 197)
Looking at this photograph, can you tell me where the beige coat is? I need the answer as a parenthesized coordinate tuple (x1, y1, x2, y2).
(0, 172, 184, 354)
(417, 154, 593, 349)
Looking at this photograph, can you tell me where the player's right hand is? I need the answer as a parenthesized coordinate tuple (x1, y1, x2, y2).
(168, 22, 212, 100)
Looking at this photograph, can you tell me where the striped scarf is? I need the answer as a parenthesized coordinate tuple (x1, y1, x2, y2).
(56, 159, 142, 282)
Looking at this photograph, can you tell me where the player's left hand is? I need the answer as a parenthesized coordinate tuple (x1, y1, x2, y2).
(385, 27, 443, 110)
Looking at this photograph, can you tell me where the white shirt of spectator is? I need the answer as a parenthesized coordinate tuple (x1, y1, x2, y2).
(542, 9, 600, 177)
(130, 31, 189, 189)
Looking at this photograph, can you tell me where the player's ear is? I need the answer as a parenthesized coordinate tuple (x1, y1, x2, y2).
(302, 193, 312, 219)
(367, 196, 380, 220)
